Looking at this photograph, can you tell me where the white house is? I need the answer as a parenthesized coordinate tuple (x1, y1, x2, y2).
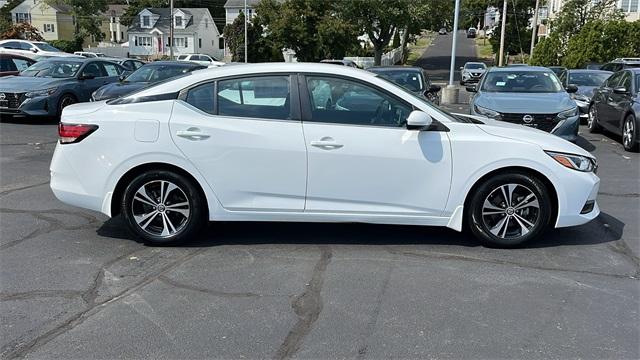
(224, 0, 260, 25)
(127, 7, 223, 60)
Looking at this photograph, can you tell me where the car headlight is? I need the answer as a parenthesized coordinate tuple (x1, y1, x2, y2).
(546, 151, 596, 172)
(557, 107, 579, 119)
(25, 87, 57, 98)
(474, 104, 501, 120)
(572, 94, 589, 103)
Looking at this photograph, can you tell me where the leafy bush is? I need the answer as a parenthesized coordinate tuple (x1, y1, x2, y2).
(49, 39, 84, 53)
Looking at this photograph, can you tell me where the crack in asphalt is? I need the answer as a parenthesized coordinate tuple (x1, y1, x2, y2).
(0, 208, 101, 251)
(1, 248, 207, 359)
(384, 247, 640, 280)
(158, 275, 264, 298)
(0, 290, 84, 302)
(599, 192, 640, 198)
(274, 246, 332, 360)
(0, 181, 50, 197)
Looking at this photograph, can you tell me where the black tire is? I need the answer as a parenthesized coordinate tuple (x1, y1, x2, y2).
(622, 114, 639, 152)
(587, 104, 601, 133)
(57, 94, 76, 117)
(121, 170, 206, 245)
(460, 80, 465, 86)
(467, 172, 552, 248)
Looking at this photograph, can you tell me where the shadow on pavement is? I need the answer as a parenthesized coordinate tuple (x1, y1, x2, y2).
(0, 115, 59, 125)
(97, 211, 623, 249)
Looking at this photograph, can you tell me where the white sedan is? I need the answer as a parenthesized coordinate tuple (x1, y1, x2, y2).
(50, 63, 600, 247)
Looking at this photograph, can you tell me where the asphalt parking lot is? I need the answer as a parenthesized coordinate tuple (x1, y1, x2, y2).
(1, 116, 639, 359)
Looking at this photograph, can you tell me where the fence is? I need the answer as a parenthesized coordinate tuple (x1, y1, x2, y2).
(344, 46, 403, 69)
(82, 46, 130, 58)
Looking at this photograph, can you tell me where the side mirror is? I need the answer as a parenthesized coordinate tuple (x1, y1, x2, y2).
(118, 74, 126, 82)
(465, 84, 477, 92)
(31, 47, 38, 53)
(459, 66, 464, 71)
(566, 84, 578, 93)
(425, 84, 441, 94)
(613, 86, 628, 95)
(406, 110, 433, 130)
(79, 73, 95, 80)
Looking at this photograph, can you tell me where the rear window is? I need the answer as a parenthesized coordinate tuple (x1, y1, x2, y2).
(177, 55, 188, 60)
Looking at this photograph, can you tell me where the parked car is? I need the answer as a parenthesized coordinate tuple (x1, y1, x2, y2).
(176, 54, 225, 67)
(586, 63, 603, 70)
(467, 66, 580, 142)
(0, 53, 35, 77)
(51, 63, 599, 248)
(557, 69, 612, 122)
(438, 28, 447, 35)
(588, 68, 639, 152)
(600, 58, 640, 72)
(548, 66, 566, 76)
(74, 51, 106, 58)
(0, 39, 75, 60)
(0, 58, 125, 118)
(320, 59, 359, 67)
(367, 66, 441, 105)
(460, 62, 487, 85)
(466, 27, 477, 38)
(92, 61, 206, 101)
(100, 57, 146, 72)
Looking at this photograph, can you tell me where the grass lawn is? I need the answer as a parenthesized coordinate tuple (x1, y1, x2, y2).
(475, 36, 494, 62)
(406, 31, 436, 65)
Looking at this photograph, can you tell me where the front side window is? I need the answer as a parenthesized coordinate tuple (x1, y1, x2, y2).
(620, 71, 632, 90)
(305, 76, 412, 127)
(20, 60, 81, 78)
(481, 71, 563, 93)
(218, 76, 291, 120)
(606, 72, 624, 88)
(186, 83, 214, 114)
(82, 63, 104, 78)
(372, 70, 424, 92)
(13, 58, 33, 71)
(568, 72, 612, 87)
(0, 41, 21, 49)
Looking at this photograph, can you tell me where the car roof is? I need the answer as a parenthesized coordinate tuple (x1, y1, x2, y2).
(367, 66, 422, 72)
(566, 69, 612, 74)
(143, 61, 201, 67)
(489, 66, 549, 72)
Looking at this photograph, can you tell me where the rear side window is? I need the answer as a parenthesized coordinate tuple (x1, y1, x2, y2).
(0, 57, 17, 71)
(186, 82, 215, 114)
(217, 76, 291, 120)
(101, 62, 120, 76)
(177, 55, 188, 60)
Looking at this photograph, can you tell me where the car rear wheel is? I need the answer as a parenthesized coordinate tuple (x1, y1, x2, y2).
(467, 172, 552, 248)
(121, 170, 206, 245)
(587, 104, 601, 133)
(57, 94, 76, 117)
(622, 114, 638, 152)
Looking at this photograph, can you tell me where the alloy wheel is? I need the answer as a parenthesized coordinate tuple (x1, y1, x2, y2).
(623, 117, 635, 149)
(481, 183, 540, 240)
(131, 180, 190, 237)
(588, 105, 597, 129)
(60, 96, 75, 110)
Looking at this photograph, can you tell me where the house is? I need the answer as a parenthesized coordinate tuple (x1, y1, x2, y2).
(546, 0, 639, 27)
(224, 0, 260, 25)
(9, 0, 75, 41)
(100, 4, 128, 45)
(127, 7, 223, 60)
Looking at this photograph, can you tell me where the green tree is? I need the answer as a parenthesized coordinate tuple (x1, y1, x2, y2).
(223, 11, 283, 62)
(0, 0, 24, 33)
(529, 33, 562, 66)
(488, 0, 536, 60)
(120, 0, 170, 27)
(549, 0, 622, 43)
(460, 0, 496, 30)
(563, 20, 640, 68)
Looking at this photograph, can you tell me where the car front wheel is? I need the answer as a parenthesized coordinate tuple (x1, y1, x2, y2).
(622, 114, 638, 152)
(121, 170, 206, 245)
(468, 172, 552, 247)
(588, 104, 601, 133)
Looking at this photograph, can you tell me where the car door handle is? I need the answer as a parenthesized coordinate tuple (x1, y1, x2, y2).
(310, 137, 343, 150)
(176, 127, 210, 140)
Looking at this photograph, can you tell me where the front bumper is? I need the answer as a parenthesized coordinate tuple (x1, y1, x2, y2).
(555, 170, 600, 228)
(551, 115, 580, 142)
(0, 95, 56, 117)
(462, 73, 482, 83)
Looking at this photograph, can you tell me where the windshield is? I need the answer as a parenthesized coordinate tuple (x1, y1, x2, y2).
(372, 70, 424, 92)
(481, 71, 563, 93)
(125, 65, 193, 83)
(34, 42, 61, 52)
(20, 60, 81, 78)
(568, 72, 612, 87)
(465, 63, 486, 70)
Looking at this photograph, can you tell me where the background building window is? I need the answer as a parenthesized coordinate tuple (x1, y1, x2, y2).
(175, 16, 182, 26)
(43, 23, 54, 32)
(198, 38, 202, 48)
(15, 13, 30, 24)
(142, 15, 150, 27)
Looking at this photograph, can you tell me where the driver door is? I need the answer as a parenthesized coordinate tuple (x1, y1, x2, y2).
(300, 75, 452, 216)
(77, 62, 107, 101)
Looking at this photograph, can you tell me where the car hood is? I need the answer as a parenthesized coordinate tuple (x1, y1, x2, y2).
(93, 82, 148, 101)
(0, 76, 70, 92)
(474, 92, 575, 113)
(455, 113, 592, 157)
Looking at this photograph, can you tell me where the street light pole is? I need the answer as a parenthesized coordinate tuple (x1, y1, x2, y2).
(244, 0, 248, 63)
(448, 0, 461, 86)
(169, 0, 174, 60)
(530, 0, 540, 56)
(498, 0, 507, 66)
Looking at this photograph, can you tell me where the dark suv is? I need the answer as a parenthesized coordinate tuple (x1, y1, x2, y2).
(600, 58, 640, 72)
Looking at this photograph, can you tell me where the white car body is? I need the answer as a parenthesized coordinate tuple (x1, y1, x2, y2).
(73, 51, 106, 58)
(176, 53, 225, 67)
(0, 39, 76, 60)
(50, 63, 599, 241)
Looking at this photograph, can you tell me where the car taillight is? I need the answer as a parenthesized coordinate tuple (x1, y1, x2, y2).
(58, 123, 98, 144)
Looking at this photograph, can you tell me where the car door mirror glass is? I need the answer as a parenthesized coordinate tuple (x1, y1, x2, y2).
(566, 84, 578, 93)
(406, 110, 433, 130)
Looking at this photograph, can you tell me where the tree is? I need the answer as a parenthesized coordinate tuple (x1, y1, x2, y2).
(45, 0, 109, 42)
(0, 23, 45, 40)
(120, 0, 170, 27)
(0, 0, 25, 33)
(549, 0, 622, 43)
(488, 0, 536, 59)
(223, 10, 283, 62)
(529, 34, 562, 66)
(461, 0, 496, 30)
(563, 20, 640, 68)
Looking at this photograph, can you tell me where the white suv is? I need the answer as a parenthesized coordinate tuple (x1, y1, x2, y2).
(176, 54, 225, 67)
(0, 39, 75, 59)
(74, 51, 107, 58)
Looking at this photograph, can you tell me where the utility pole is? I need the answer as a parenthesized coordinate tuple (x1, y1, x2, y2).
(244, 0, 248, 63)
(442, 0, 461, 105)
(169, 0, 174, 59)
(530, 0, 540, 57)
(498, 0, 507, 66)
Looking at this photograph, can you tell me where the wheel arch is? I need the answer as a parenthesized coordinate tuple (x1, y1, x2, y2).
(462, 166, 559, 228)
(110, 162, 209, 219)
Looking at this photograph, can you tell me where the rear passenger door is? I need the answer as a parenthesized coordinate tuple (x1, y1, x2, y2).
(170, 74, 308, 211)
(609, 71, 633, 130)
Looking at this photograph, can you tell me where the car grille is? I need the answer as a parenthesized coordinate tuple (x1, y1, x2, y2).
(470, 72, 482, 77)
(0, 92, 26, 109)
(499, 113, 559, 132)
